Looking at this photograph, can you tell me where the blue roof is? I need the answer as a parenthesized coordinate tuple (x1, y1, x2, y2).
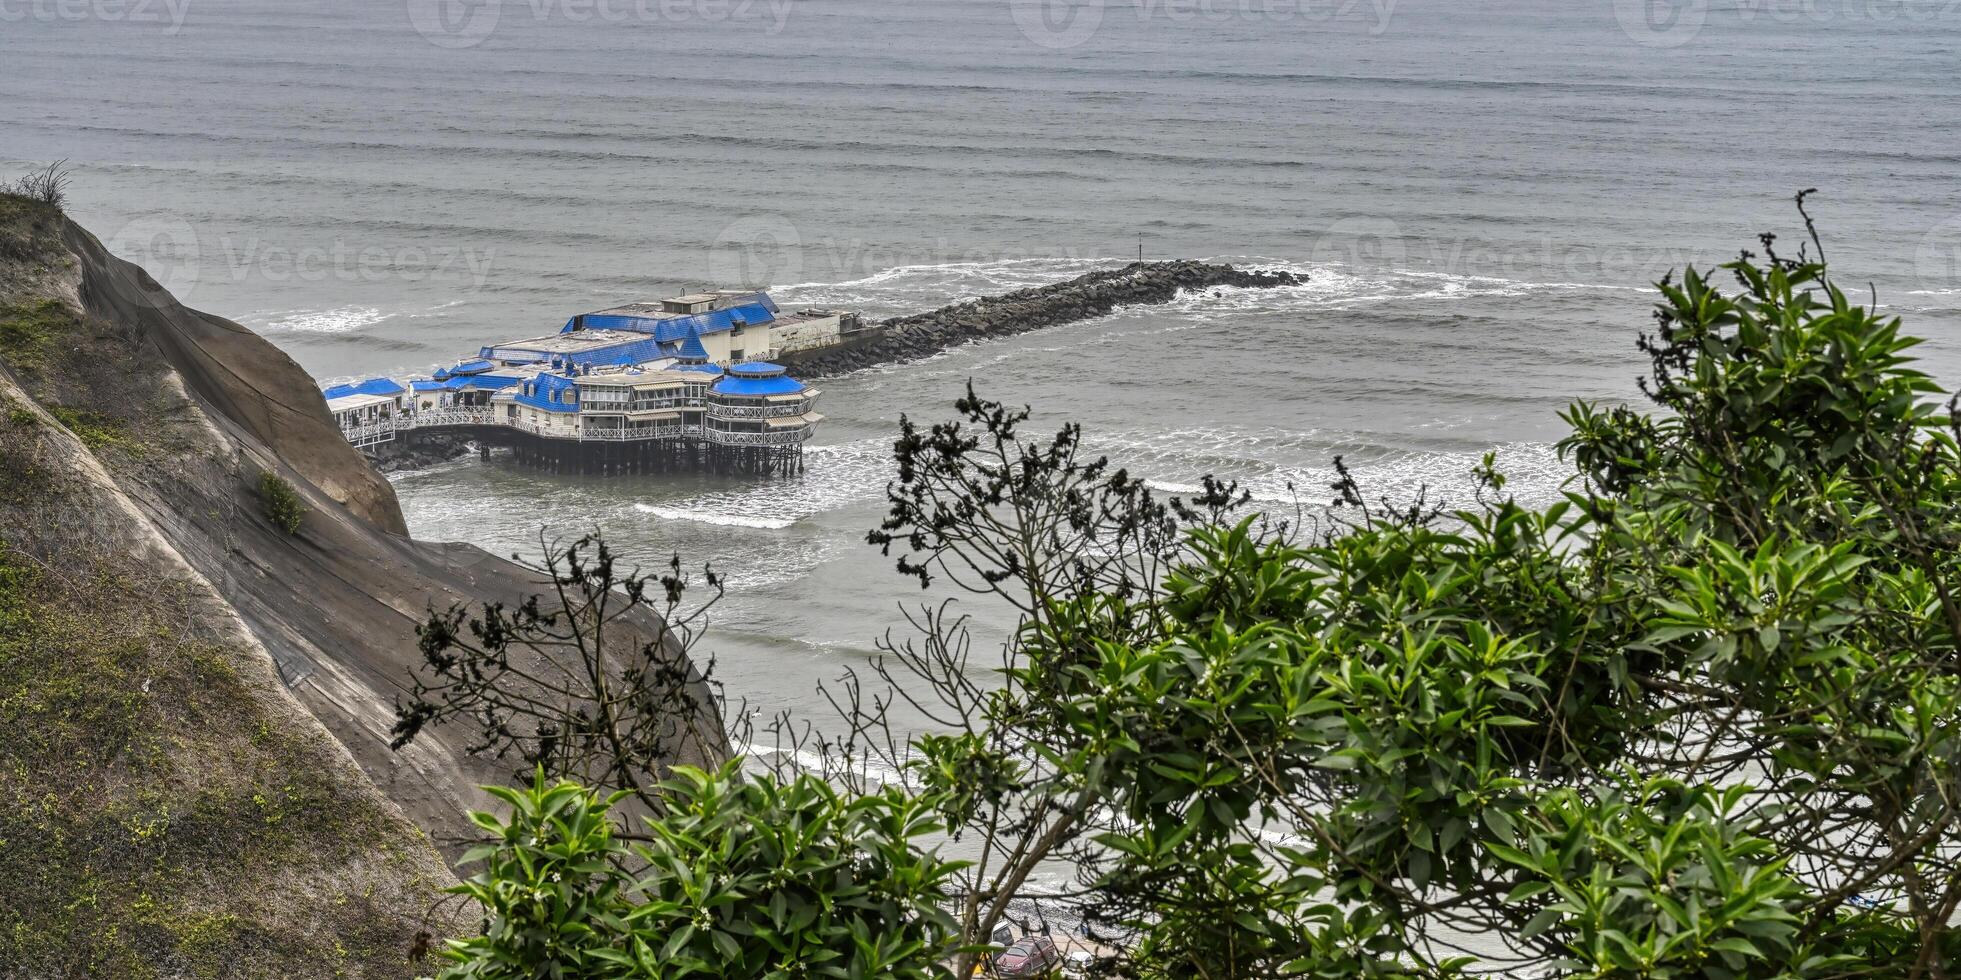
(676, 363, 723, 375)
(478, 345, 546, 363)
(451, 358, 495, 375)
(562, 336, 664, 369)
(672, 333, 710, 360)
(512, 372, 581, 413)
(729, 362, 785, 377)
(322, 377, 406, 399)
(445, 373, 522, 392)
(563, 313, 652, 335)
(712, 373, 806, 397)
(480, 336, 664, 372)
(563, 303, 776, 342)
(410, 380, 446, 393)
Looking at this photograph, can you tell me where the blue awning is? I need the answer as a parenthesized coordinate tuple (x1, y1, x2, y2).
(322, 377, 406, 399)
(444, 373, 522, 392)
(712, 374, 805, 397)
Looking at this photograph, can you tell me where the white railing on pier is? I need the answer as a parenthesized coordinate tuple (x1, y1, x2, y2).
(704, 428, 812, 448)
(505, 416, 582, 439)
(343, 409, 815, 449)
(628, 397, 705, 412)
(583, 426, 687, 442)
(340, 418, 399, 447)
(706, 402, 812, 420)
(404, 408, 496, 428)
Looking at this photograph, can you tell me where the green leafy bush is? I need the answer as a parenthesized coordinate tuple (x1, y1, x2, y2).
(258, 471, 304, 535)
(438, 763, 963, 979)
(427, 212, 1961, 977)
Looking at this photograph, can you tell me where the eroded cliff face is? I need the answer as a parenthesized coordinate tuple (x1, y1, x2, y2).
(0, 195, 723, 977)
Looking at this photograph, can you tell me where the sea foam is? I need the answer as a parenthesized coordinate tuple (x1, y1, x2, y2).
(262, 305, 388, 334)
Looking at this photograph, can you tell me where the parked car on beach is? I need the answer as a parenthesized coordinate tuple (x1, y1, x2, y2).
(990, 935, 1062, 977)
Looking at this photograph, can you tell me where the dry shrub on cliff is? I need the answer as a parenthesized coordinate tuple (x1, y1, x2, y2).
(7, 162, 72, 210)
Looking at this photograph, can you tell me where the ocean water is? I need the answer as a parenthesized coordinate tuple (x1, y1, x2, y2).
(7, 0, 1961, 882)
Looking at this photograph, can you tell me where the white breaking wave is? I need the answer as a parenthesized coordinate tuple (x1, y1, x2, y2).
(261, 305, 388, 334)
(627, 438, 892, 531)
(1251, 442, 1573, 513)
(772, 256, 1129, 313)
(1156, 258, 1642, 323)
(773, 256, 1126, 313)
(621, 423, 1570, 546)
(732, 737, 914, 790)
(634, 504, 795, 530)
(257, 298, 470, 336)
(1142, 443, 1571, 515)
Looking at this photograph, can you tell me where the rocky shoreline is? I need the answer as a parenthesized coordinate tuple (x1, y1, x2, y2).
(777, 259, 1302, 377)
(371, 432, 474, 473)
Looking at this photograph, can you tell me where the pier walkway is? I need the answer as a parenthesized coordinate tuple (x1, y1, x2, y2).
(338, 408, 815, 451)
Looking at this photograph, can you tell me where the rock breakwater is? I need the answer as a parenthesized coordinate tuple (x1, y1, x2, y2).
(372, 432, 474, 473)
(778, 260, 1301, 377)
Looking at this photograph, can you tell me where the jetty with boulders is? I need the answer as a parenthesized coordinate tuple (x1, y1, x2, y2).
(775, 259, 1302, 377)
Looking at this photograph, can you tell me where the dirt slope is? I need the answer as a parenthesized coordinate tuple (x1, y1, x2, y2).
(0, 194, 723, 977)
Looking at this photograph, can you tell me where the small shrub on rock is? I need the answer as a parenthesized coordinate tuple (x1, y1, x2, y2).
(258, 472, 304, 535)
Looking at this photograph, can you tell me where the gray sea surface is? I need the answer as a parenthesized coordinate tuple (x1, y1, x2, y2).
(7, 0, 1961, 905)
